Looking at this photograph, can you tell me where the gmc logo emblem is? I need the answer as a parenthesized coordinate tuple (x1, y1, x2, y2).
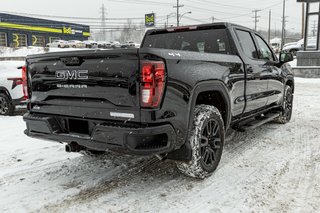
(56, 70, 88, 80)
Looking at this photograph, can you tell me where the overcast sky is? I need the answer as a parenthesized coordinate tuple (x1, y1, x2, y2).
(0, 0, 314, 34)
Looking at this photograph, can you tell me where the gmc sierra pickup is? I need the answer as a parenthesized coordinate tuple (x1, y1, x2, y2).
(23, 23, 294, 179)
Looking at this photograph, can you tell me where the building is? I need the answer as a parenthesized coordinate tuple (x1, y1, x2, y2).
(0, 13, 90, 47)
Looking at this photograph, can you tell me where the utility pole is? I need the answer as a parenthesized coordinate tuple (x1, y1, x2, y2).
(211, 16, 215, 23)
(281, 0, 286, 49)
(173, 0, 184, 27)
(301, 3, 305, 39)
(268, 10, 271, 44)
(252, 9, 261, 31)
(100, 4, 107, 41)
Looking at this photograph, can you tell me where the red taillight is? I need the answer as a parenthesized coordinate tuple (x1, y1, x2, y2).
(140, 61, 166, 108)
(21, 66, 28, 100)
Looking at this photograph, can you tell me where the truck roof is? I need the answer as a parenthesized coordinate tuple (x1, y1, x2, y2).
(146, 22, 253, 34)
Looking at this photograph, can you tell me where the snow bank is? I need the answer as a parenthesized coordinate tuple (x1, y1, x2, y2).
(289, 58, 297, 67)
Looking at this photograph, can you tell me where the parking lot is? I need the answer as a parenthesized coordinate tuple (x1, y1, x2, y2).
(0, 77, 319, 212)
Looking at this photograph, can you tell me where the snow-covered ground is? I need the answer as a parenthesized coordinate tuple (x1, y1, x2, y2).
(0, 77, 319, 213)
(0, 46, 87, 57)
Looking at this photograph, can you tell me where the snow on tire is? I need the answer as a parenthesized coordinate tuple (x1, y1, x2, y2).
(176, 105, 225, 179)
(275, 85, 293, 124)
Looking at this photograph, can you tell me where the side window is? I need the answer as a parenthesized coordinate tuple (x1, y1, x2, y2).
(235, 30, 258, 59)
(142, 29, 234, 55)
(255, 35, 274, 61)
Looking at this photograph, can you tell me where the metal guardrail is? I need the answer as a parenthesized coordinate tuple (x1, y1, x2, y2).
(0, 57, 26, 61)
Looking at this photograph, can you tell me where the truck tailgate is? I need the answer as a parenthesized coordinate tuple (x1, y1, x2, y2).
(26, 49, 141, 122)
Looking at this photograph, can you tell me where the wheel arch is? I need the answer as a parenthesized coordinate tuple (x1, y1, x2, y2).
(188, 80, 231, 131)
(167, 80, 231, 162)
(285, 78, 294, 93)
(0, 86, 12, 101)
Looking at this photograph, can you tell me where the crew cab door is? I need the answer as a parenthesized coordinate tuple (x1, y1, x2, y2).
(253, 34, 284, 106)
(234, 29, 269, 113)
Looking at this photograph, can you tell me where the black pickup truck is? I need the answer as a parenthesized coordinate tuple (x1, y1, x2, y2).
(23, 23, 294, 179)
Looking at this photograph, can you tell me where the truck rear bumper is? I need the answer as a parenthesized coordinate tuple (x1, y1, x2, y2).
(23, 113, 176, 155)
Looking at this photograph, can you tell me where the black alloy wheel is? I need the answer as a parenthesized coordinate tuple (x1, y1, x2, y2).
(0, 94, 13, 116)
(275, 85, 293, 124)
(200, 119, 222, 171)
(283, 87, 293, 121)
(176, 105, 225, 179)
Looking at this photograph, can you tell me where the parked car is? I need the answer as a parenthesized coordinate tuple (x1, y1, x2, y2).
(105, 42, 113, 49)
(111, 41, 121, 48)
(67, 40, 86, 48)
(120, 43, 129, 48)
(97, 41, 111, 49)
(0, 63, 28, 115)
(127, 41, 140, 48)
(282, 40, 303, 56)
(23, 23, 294, 179)
(83, 40, 98, 48)
(282, 37, 316, 55)
(46, 40, 69, 48)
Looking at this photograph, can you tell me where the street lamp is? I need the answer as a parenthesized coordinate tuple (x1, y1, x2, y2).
(179, 11, 192, 24)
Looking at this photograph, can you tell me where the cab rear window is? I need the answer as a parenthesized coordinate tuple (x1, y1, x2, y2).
(142, 28, 233, 55)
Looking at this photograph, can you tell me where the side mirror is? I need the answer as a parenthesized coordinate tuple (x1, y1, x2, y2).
(279, 52, 294, 63)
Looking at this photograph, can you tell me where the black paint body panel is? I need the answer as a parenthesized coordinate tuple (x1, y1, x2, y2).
(24, 23, 294, 156)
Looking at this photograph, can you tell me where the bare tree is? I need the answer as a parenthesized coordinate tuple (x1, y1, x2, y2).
(119, 19, 146, 43)
(119, 19, 133, 42)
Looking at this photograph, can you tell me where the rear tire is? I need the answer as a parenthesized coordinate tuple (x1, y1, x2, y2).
(275, 85, 293, 124)
(0, 93, 14, 116)
(176, 105, 225, 179)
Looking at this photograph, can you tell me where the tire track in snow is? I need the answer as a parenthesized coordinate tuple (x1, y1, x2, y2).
(41, 157, 163, 212)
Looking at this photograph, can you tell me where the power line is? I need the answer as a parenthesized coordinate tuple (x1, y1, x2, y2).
(184, 5, 249, 16)
(223, 0, 283, 20)
(186, 0, 251, 11)
(107, 0, 172, 6)
(183, 16, 207, 24)
(0, 10, 152, 20)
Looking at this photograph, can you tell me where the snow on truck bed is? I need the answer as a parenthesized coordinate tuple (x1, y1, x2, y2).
(0, 77, 320, 213)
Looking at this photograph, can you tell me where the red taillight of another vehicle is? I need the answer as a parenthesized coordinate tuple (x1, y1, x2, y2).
(21, 66, 28, 100)
(140, 61, 166, 108)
